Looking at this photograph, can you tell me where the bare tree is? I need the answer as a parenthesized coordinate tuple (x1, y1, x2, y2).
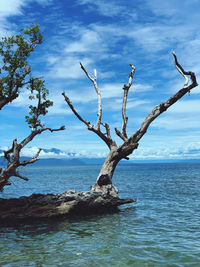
(0, 52, 198, 221)
(63, 52, 198, 189)
(0, 78, 65, 191)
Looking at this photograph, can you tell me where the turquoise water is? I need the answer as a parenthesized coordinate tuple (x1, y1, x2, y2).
(0, 163, 200, 266)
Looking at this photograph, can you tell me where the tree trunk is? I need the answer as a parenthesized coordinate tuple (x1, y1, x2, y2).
(0, 187, 136, 223)
(96, 148, 121, 186)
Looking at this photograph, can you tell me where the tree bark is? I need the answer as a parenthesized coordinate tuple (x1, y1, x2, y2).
(0, 186, 136, 223)
(96, 148, 120, 185)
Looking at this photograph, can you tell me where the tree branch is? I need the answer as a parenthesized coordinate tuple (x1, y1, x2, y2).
(20, 126, 65, 149)
(0, 126, 65, 191)
(172, 51, 189, 88)
(63, 92, 116, 149)
(114, 128, 127, 142)
(129, 52, 198, 145)
(100, 122, 112, 140)
(114, 64, 136, 142)
(62, 92, 91, 128)
(20, 148, 42, 166)
(122, 64, 136, 138)
(14, 171, 29, 181)
(80, 63, 102, 130)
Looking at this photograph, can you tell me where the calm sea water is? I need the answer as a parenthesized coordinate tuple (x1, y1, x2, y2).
(0, 163, 200, 266)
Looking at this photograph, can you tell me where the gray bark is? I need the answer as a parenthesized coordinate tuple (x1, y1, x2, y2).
(0, 186, 136, 222)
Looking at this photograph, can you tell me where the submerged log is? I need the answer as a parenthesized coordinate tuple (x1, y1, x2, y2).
(0, 184, 136, 222)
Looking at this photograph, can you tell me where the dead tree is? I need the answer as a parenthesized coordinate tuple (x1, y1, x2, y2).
(0, 78, 65, 191)
(63, 52, 198, 192)
(0, 52, 198, 222)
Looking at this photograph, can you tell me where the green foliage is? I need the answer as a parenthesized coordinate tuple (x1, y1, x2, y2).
(0, 24, 43, 107)
(25, 78, 53, 129)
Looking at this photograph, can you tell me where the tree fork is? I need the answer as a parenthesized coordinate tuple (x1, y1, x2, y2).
(63, 52, 198, 189)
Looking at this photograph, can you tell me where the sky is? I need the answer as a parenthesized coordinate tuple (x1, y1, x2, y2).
(0, 0, 200, 160)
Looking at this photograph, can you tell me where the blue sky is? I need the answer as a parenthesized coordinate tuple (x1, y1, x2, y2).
(0, 0, 200, 160)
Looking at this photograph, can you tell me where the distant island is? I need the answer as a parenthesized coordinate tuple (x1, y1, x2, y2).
(1, 155, 200, 167)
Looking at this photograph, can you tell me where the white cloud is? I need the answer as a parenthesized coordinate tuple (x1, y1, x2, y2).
(0, 0, 24, 16)
(0, 0, 53, 37)
(2, 140, 200, 160)
(100, 82, 152, 100)
(146, 0, 200, 21)
(129, 24, 195, 53)
(0, 0, 25, 37)
(104, 98, 150, 112)
(65, 30, 103, 53)
(132, 141, 200, 160)
(77, 0, 127, 17)
(152, 114, 200, 130)
(47, 55, 93, 79)
(168, 100, 200, 113)
(60, 82, 153, 107)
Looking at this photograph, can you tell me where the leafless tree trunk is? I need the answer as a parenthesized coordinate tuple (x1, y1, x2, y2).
(63, 52, 198, 189)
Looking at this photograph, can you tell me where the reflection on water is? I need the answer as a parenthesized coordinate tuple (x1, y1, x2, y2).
(0, 163, 200, 266)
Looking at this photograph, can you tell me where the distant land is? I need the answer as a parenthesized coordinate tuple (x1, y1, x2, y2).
(1, 147, 200, 166)
(1, 156, 200, 167)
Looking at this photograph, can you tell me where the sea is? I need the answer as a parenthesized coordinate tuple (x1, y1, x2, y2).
(0, 163, 200, 266)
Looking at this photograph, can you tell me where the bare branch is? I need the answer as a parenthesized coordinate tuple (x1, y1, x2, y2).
(105, 123, 111, 140)
(20, 126, 65, 149)
(43, 125, 66, 133)
(113, 64, 136, 143)
(80, 63, 102, 130)
(115, 128, 127, 142)
(80, 63, 94, 82)
(121, 64, 136, 138)
(0, 126, 65, 191)
(100, 122, 112, 139)
(172, 51, 189, 88)
(14, 171, 29, 181)
(129, 53, 198, 145)
(20, 148, 42, 166)
(62, 92, 91, 128)
(63, 92, 116, 149)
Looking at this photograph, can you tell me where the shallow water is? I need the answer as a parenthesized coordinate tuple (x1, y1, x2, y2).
(0, 163, 200, 266)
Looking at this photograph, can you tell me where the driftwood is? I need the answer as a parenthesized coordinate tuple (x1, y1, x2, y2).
(0, 184, 136, 222)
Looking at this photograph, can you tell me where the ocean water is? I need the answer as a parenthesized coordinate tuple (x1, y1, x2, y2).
(0, 163, 200, 266)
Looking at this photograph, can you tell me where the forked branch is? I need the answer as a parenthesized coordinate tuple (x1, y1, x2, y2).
(115, 64, 136, 141)
(62, 92, 116, 149)
(63, 52, 198, 185)
(0, 126, 65, 191)
(128, 51, 198, 145)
